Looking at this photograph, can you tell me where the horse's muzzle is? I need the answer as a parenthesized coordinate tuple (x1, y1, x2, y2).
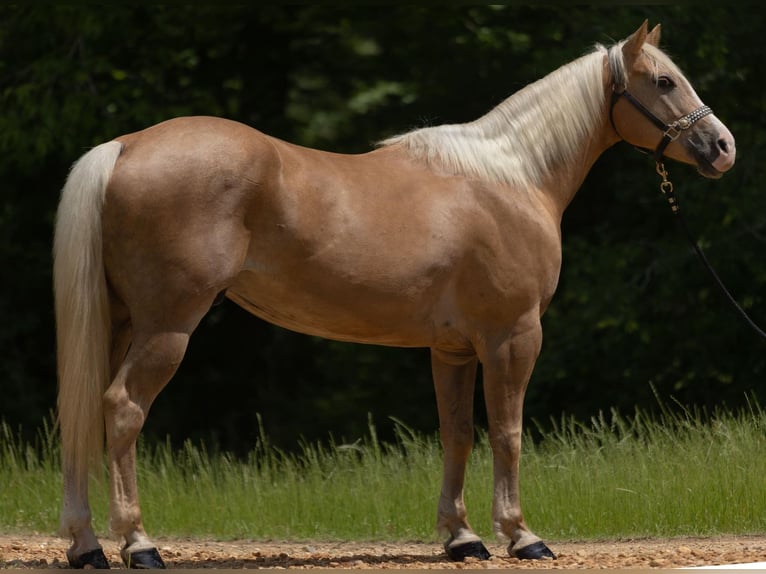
(689, 121, 736, 179)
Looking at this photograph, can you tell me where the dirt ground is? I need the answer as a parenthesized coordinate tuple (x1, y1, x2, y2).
(4, 534, 766, 569)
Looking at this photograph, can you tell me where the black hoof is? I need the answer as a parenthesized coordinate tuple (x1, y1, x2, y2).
(68, 547, 111, 569)
(445, 540, 492, 561)
(512, 540, 556, 560)
(123, 548, 167, 569)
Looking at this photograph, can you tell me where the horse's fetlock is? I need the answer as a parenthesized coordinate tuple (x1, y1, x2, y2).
(492, 508, 526, 539)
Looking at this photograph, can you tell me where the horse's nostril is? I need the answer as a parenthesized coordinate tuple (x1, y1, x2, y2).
(718, 138, 730, 154)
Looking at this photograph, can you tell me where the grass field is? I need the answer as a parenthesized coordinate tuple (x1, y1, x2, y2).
(2, 403, 766, 542)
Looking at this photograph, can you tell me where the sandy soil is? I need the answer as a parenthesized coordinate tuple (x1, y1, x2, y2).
(4, 534, 766, 569)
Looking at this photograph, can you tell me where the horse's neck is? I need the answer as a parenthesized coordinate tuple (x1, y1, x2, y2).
(532, 114, 618, 218)
(469, 52, 617, 215)
(381, 50, 617, 217)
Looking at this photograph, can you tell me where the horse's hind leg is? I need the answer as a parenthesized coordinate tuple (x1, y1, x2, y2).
(430, 349, 491, 561)
(103, 320, 198, 569)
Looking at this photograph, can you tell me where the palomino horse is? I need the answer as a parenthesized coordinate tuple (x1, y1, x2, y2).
(54, 21, 735, 568)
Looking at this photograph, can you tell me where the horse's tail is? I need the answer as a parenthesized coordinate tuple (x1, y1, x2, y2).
(54, 140, 123, 506)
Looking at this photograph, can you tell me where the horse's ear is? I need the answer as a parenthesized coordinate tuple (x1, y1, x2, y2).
(646, 23, 661, 47)
(622, 20, 650, 61)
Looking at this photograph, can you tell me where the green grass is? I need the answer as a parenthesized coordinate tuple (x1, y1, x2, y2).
(520, 402, 766, 539)
(3, 405, 766, 542)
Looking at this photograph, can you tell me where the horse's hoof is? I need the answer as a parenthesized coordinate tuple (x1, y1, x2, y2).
(123, 548, 167, 569)
(511, 540, 556, 560)
(445, 540, 492, 561)
(68, 547, 111, 569)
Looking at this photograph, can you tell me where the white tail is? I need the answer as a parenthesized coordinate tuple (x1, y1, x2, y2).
(54, 141, 123, 505)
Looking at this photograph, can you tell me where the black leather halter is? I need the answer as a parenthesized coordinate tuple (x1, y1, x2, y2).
(610, 87, 713, 162)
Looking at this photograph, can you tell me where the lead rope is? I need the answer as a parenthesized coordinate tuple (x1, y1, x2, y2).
(656, 162, 766, 341)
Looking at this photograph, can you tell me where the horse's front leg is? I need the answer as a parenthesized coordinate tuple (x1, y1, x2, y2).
(430, 348, 491, 561)
(479, 316, 556, 560)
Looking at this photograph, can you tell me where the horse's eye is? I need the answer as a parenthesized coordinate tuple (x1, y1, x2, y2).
(657, 75, 675, 89)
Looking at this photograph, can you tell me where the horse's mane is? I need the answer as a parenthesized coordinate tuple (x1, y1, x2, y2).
(379, 42, 637, 189)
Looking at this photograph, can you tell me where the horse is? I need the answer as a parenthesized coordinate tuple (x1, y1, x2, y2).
(54, 21, 735, 568)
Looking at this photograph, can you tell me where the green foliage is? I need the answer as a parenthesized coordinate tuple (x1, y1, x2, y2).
(2, 6, 766, 450)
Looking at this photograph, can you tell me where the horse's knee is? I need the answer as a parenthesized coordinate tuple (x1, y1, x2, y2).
(488, 428, 522, 458)
(440, 421, 474, 452)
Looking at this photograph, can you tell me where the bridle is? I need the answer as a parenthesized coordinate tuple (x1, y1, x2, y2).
(609, 86, 713, 164)
(610, 85, 713, 213)
(609, 83, 766, 342)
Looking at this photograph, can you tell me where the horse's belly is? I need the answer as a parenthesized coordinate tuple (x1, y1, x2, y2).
(226, 270, 437, 347)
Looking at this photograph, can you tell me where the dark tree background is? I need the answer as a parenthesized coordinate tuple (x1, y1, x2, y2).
(2, 6, 765, 452)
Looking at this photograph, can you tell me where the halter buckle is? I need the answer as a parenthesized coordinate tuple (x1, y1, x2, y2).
(663, 124, 682, 142)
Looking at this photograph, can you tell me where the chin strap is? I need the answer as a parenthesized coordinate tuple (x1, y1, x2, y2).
(656, 162, 766, 341)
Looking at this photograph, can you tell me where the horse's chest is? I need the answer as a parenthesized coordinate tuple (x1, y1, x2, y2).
(463, 210, 562, 318)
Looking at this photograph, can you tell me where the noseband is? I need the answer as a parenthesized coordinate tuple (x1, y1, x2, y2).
(610, 87, 713, 162)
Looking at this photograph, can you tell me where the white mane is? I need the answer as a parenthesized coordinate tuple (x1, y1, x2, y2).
(380, 44, 628, 189)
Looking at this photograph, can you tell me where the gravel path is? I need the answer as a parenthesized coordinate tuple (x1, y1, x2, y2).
(4, 534, 766, 569)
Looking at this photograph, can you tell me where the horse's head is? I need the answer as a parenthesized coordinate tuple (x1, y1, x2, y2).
(609, 21, 736, 178)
